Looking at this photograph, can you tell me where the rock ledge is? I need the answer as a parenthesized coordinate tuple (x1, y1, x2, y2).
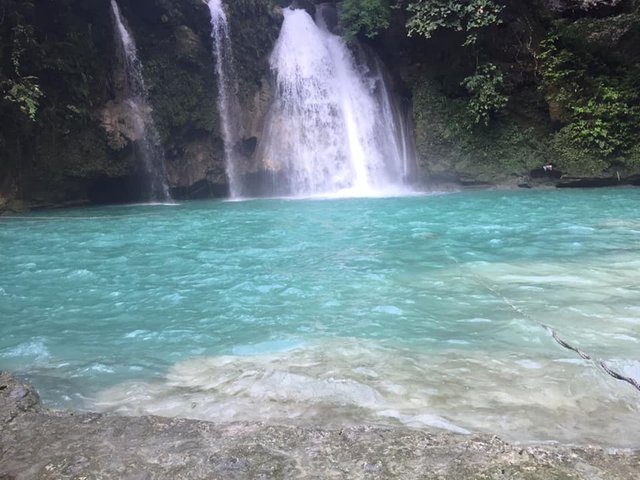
(1, 372, 638, 479)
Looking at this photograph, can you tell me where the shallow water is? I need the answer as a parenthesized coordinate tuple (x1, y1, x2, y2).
(1, 189, 639, 446)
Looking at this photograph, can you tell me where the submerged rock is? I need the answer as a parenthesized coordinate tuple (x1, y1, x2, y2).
(1, 373, 638, 479)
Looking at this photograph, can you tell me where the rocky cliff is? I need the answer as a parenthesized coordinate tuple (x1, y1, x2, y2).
(0, 0, 282, 211)
(1, 0, 639, 212)
(372, 0, 640, 188)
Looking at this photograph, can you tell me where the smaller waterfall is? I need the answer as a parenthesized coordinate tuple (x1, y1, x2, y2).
(208, 0, 243, 198)
(110, 0, 171, 202)
(369, 56, 418, 184)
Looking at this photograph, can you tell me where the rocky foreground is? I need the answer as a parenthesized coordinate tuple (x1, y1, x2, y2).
(1, 372, 638, 479)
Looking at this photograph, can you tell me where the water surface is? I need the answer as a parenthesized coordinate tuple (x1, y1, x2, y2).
(1, 189, 639, 446)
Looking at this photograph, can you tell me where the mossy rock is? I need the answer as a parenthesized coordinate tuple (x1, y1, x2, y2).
(412, 79, 552, 185)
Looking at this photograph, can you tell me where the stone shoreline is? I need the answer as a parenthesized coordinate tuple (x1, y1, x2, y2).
(1, 372, 638, 479)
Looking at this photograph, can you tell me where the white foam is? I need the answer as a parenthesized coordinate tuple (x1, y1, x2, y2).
(516, 359, 542, 369)
(92, 339, 640, 446)
(254, 7, 415, 197)
(378, 410, 470, 434)
(374, 305, 402, 315)
(1, 339, 50, 361)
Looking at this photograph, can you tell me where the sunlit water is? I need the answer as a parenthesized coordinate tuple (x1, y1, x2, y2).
(1, 189, 639, 447)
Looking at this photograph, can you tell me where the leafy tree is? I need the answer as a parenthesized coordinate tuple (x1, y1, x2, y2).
(537, 31, 640, 170)
(404, 1, 507, 125)
(2, 75, 42, 121)
(405, 0, 503, 46)
(569, 82, 639, 156)
(0, 0, 43, 121)
(461, 63, 508, 126)
(338, 0, 392, 39)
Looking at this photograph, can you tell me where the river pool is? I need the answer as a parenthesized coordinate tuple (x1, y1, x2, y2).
(1, 188, 639, 446)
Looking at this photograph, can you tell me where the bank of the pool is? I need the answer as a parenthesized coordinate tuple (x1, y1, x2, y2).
(1, 372, 638, 479)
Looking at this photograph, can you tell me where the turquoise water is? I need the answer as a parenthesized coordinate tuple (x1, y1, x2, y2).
(1, 189, 639, 446)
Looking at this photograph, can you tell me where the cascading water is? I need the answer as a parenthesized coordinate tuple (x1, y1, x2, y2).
(369, 56, 418, 184)
(110, 0, 171, 202)
(255, 5, 417, 197)
(207, 0, 243, 198)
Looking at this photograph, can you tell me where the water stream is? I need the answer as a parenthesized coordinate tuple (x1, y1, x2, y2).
(207, 0, 243, 198)
(111, 0, 172, 202)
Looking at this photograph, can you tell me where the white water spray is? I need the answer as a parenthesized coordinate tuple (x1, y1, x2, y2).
(110, 0, 171, 202)
(256, 6, 416, 197)
(207, 0, 243, 198)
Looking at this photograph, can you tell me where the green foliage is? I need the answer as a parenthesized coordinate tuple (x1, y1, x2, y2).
(406, 0, 503, 46)
(570, 82, 640, 156)
(536, 35, 586, 114)
(406, 2, 509, 128)
(338, 0, 392, 39)
(537, 30, 640, 174)
(622, 144, 640, 170)
(0, 14, 43, 121)
(1, 77, 43, 121)
(550, 126, 609, 175)
(145, 56, 217, 139)
(412, 79, 549, 182)
(460, 63, 508, 126)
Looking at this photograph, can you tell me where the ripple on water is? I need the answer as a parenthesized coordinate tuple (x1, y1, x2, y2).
(67, 269, 97, 279)
(373, 305, 402, 315)
(90, 338, 640, 447)
(1, 338, 50, 362)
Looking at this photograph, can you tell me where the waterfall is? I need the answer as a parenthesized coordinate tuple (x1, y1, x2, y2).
(207, 0, 243, 198)
(369, 55, 418, 185)
(110, 0, 172, 202)
(255, 5, 417, 197)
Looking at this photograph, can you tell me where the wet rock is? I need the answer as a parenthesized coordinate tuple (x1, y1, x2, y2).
(556, 176, 621, 188)
(164, 138, 225, 189)
(0, 373, 638, 479)
(0, 372, 41, 424)
(100, 100, 147, 149)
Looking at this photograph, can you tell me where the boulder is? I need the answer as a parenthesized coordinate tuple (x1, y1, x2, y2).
(0, 371, 41, 424)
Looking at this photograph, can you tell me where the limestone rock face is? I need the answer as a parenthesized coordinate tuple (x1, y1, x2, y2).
(232, 76, 274, 176)
(165, 138, 226, 188)
(100, 100, 147, 150)
(0, 0, 283, 207)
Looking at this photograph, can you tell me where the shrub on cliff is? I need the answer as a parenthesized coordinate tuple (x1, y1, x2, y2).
(406, 0, 503, 46)
(338, 0, 392, 39)
(537, 9, 640, 176)
(0, 0, 42, 121)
